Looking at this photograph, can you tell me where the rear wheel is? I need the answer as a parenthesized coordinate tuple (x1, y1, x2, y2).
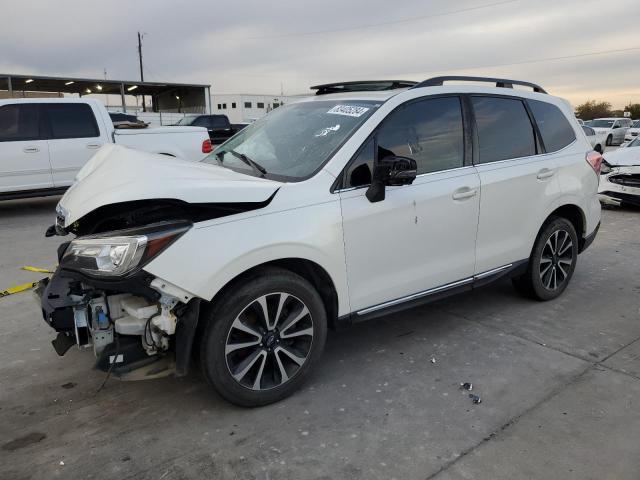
(200, 268, 327, 407)
(512, 217, 578, 301)
(606, 135, 613, 146)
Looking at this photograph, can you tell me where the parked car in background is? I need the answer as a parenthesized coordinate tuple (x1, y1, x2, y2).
(582, 125, 606, 153)
(0, 98, 212, 199)
(625, 119, 640, 141)
(599, 137, 640, 207)
(590, 117, 633, 146)
(175, 114, 237, 145)
(40, 76, 601, 406)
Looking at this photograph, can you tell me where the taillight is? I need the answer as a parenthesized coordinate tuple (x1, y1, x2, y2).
(586, 150, 603, 175)
(202, 139, 213, 154)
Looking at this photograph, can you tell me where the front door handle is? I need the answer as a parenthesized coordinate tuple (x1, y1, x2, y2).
(537, 168, 555, 180)
(23, 146, 40, 153)
(452, 187, 478, 200)
(86, 143, 102, 150)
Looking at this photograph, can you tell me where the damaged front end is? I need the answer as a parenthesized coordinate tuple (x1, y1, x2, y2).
(38, 221, 200, 380)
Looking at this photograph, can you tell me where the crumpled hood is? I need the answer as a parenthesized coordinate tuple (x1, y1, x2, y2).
(603, 147, 640, 167)
(59, 144, 281, 225)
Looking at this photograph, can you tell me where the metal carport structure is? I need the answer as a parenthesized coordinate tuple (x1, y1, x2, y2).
(0, 73, 211, 114)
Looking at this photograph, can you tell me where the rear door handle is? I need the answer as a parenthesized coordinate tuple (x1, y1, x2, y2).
(537, 168, 555, 180)
(86, 143, 102, 150)
(452, 187, 478, 200)
(23, 146, 40, 153)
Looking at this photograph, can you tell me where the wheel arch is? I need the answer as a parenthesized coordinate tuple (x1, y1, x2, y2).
(539, 203, 589, 252)
(205, 257, 340, 330)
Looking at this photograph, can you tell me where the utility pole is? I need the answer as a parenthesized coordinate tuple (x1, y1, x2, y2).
(138, 31, 146, 112)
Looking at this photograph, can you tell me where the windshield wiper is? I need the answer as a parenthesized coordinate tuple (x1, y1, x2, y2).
(228, 149, 267, 176)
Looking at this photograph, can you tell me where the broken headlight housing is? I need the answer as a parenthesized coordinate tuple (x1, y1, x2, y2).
(61, 222, 191, 277)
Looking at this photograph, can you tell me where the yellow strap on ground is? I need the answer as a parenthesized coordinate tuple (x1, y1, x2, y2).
(0, 281, 39, 298)
(22, 266, 54, 274)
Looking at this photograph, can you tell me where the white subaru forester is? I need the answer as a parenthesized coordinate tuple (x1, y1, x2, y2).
(40, 76, 601, 406)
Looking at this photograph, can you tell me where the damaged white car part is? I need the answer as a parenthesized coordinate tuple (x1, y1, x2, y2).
(41, 222, 192, 375)
(38, 76, 601, 407)
(598, 137, 640, 207)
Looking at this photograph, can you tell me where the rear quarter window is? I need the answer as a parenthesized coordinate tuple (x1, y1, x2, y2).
(528, 99, 576, 152)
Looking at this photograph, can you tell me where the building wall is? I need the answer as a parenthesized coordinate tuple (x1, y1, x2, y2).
(211, 94, 310, 123)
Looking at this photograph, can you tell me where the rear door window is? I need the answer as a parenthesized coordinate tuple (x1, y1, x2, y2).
(0, 104, 41, 142)
(43, 103, 100, 139)
(210, 116, 229, 129)
(471, 96, 536, 163)
(528, 99, 576, 152)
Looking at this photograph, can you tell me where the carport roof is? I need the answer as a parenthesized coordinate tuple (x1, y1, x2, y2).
(1, 73, 209, 97)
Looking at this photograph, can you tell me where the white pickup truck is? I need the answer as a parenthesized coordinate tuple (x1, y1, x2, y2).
(0, 98, 212, 199)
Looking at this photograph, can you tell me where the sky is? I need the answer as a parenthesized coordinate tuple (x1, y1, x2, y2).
(1, 0, 639, 108)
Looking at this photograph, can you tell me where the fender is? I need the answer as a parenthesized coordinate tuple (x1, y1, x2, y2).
(144, 199, 351, 317)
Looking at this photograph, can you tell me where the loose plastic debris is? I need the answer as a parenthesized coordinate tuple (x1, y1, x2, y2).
(469, 394, 482, 404)
(460, 382, 473, 391)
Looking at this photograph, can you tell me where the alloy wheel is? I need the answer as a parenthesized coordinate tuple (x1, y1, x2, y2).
(225, 293, 314, 391)
(539, 229, 574, 291)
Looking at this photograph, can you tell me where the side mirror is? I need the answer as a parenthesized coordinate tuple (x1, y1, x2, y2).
(613, 125, 621, 129)
(594, 144, 603, 154)
(366, 156, 418, 203)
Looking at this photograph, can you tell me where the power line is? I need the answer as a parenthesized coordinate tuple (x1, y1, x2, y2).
(248, 0, 519, 39)
(209, 46, 640, 82)
(390, 46, 640, 78)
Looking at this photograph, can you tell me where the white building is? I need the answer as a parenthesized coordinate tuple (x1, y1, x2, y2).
(211, 94, 309, 123)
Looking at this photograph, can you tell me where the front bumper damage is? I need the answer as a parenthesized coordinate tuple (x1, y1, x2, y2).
(599, 166, 640, 207)
(37, 267, 200, 379)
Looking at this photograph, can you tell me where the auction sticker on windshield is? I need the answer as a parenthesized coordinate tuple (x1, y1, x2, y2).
(327, 105, 370, 117)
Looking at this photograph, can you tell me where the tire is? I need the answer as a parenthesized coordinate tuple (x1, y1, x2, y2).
(606, 135, 612, 146)
(512, 217, 578, 301)
(200, 267, 327, 407)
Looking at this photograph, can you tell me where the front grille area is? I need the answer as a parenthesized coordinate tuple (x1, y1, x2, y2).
(609, 174, 640, 188)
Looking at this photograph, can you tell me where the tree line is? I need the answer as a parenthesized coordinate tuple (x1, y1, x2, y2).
(575, 101, 640, 121)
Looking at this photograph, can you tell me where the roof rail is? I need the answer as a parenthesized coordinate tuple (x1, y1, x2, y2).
(310, 80, 418, 95)
(412, 76, 547, 94)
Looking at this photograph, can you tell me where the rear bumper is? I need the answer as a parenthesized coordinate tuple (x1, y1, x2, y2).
(579, 221, 599, 253)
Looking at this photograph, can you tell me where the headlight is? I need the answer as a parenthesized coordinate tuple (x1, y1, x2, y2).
(600, 161, 612, 174)
(61, 222, 190, 277)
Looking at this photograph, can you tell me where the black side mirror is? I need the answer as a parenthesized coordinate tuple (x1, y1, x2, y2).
(594, 144, 603, 154)
(366, 156, 418, 203)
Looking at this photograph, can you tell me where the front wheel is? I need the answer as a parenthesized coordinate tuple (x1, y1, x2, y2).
(512, 217, 578, 301)
(606, 135, 613, 146)
(200, 268, 327, 407)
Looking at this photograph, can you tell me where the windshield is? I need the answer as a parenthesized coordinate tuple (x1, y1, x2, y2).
(591, 119, 615, 128)
(201, 100, 380, 180)
(628, 138, 640, 148)
(176, 116, 197, 126)
(633, 120, 640, 128)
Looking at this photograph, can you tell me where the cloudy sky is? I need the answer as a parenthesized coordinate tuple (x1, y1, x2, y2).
(2, 0, 639, 107)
